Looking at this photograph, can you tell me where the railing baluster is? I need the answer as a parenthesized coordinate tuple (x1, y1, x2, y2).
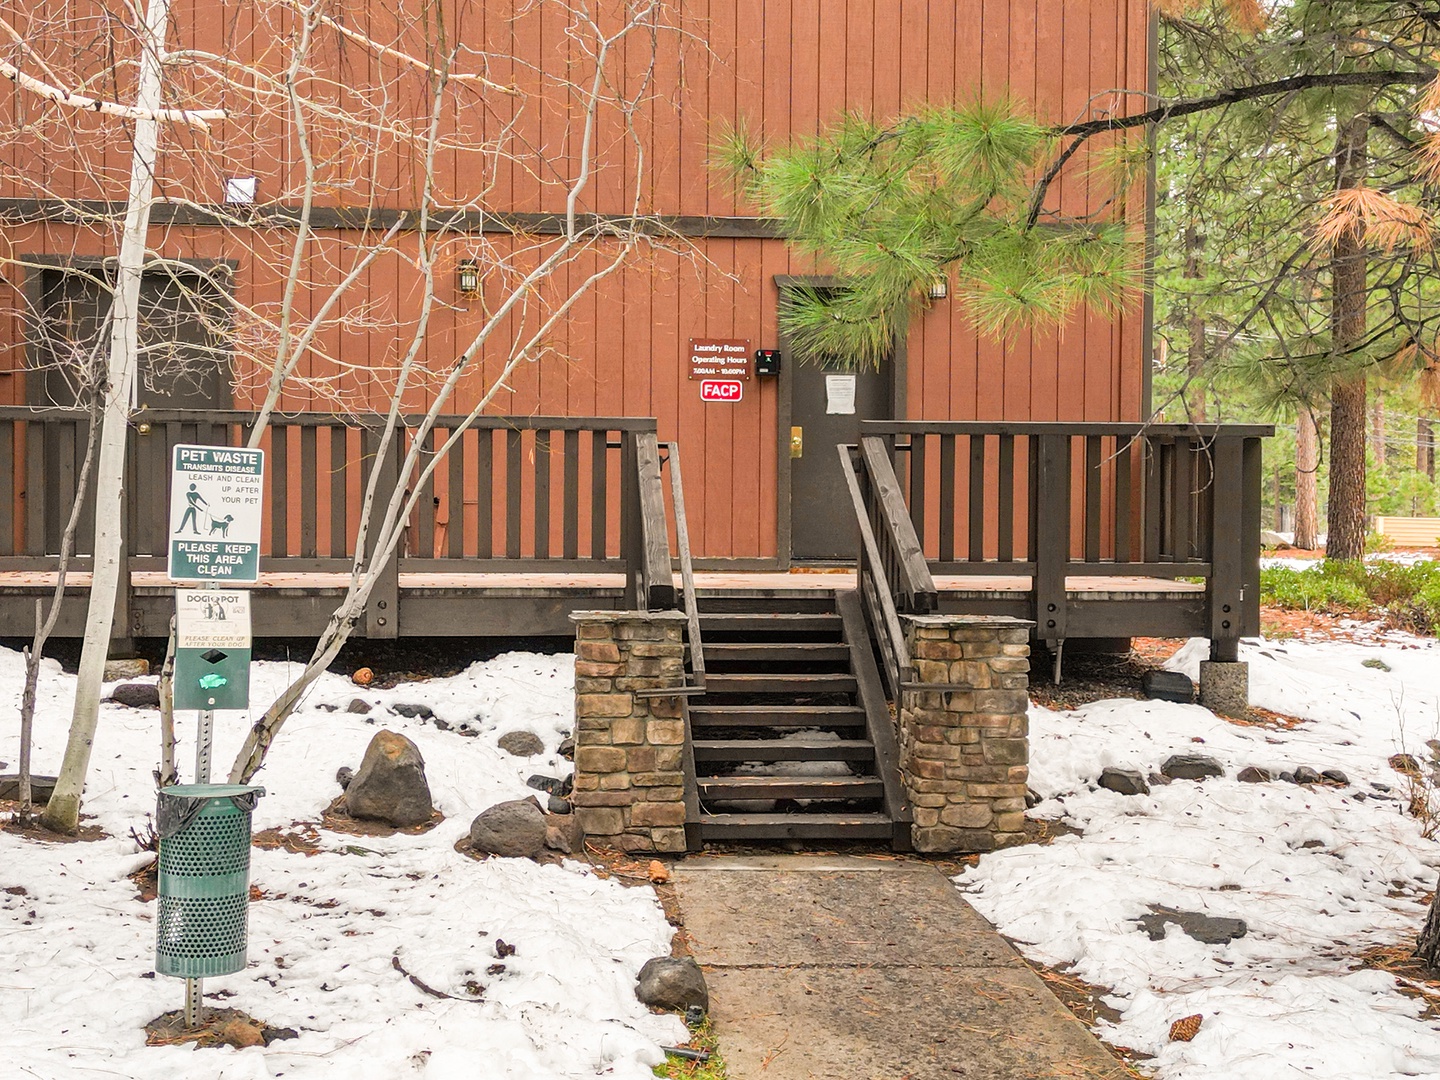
(476, 427, 494, 559)
(590, 428, 608, 560)
(1034, 434, 1070, 641)
(25, 420, 45, 556)
(505, 428, 522, 559)
(1114, 436, 1132, 564)
(908, 433, 926, 554)
(300, 423, 318, 559)
(968, 433, 986, 562)
(448, 428, 465, 559)
(414, 427, 434, 560)
(1172, 436, 1192, 562)
(938, 434, 955, 563)
(0, 418, 13, 556)
(563, 428, 580, 560)
(534, 429, 551, 560)
(997, 434, 1014, 563)
(1143, 437, 1162, 562)
(1084, 435, 1102, 562)
(330, 423, 348, 558)
(270, 424, 289, 558)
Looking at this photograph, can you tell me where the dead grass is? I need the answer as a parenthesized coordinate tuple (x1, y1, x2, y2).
(1355, 943, 1440, 1019)
(1019, 960, 1152, 1077)
(145, 1006, 298, 1049)
(320, 795, 443, 837)
(1, 799, 106, 842)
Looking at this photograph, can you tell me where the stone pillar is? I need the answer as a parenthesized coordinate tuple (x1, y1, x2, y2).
(569, 610, 690, 854)
(900, 615, 1034, 853)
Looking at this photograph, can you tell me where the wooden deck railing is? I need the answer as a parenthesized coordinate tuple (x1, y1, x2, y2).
(0, 408, 676, 634)
(853, 421, 1271, 660)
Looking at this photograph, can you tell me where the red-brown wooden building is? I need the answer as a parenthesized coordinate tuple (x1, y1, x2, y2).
(1, 0, 1152, 566)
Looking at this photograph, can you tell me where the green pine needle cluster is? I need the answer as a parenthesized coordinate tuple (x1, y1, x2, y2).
(714, 102, 1140, 368)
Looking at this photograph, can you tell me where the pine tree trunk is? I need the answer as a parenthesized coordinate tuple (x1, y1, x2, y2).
(1295, 405, 1320, 551)
(1421, 417, 1436, 482)
(1371, 398, 1386, 469)
(1188, 315, 1208, 423)
(1325, 117, 1369, 563)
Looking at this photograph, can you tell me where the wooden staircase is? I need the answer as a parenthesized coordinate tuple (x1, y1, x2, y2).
(685, 594, 911, 848)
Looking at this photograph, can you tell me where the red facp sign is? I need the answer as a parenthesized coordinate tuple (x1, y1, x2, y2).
(700, 379, 744, 403)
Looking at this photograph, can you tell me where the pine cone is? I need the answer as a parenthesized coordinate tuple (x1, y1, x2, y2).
(1169, 1014, 1203, 1042)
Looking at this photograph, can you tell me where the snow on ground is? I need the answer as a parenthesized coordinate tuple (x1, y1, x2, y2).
(958, 629, 1440, 1079)
(0, 647, 684, 1079)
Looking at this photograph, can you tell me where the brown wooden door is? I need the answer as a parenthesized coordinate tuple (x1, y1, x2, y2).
(789, 357, 893, 560)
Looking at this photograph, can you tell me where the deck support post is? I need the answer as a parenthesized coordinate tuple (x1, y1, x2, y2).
(899, 615, 1034, 853)
(569, 610, 690, 853)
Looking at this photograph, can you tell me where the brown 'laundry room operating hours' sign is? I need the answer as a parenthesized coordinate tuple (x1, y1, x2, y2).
(688, 338, 751, 380)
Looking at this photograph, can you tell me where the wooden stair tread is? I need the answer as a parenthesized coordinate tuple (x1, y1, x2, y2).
(705, 643, 851, 661)
(703, 673, 857, 692)
(698, 812, 895, 840)
(692, 738, 875, 760)
(698, 776, 884, 799)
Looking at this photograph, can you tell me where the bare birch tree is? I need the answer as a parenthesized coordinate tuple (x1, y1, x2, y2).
(1, 0, 681, 824)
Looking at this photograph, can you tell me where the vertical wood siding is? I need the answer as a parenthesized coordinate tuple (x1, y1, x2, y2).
(2, 0, 1150, 559)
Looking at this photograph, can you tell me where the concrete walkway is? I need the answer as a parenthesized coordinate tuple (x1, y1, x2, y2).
(673, 855, 1129, 1080)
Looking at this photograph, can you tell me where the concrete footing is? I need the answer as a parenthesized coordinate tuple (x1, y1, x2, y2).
(1199, 660, 1248, 717)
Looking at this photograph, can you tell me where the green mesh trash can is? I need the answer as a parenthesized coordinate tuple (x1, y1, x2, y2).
(155, 784, 265, 979)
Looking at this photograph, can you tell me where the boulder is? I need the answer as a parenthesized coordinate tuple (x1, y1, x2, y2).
(390, 703, 435, 720)
(1236, 766, 1271, 783)
(0, 774, 56, 801)
(1293, 766, 1322, 785)
(544, 812, 585, 855)
(346, 699, 372, 715)
(1137, 906, 1247, 945)
(111, 682, 160, 709)
(104, 658, 150, 680)
(1161, 754, 1223, 781)
(469, 799, 546, 859)
(1260, 530, 1293, 550)
(1098, 768, 1149, 796)
(636, 957, 708, 1013)
(344, 730, 433, 826)
(498, 730, 545, 758)
(1141, 670, 1195, 705)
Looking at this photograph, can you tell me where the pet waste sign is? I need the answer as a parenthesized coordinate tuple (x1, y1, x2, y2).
(174, 589, 252, 710)
(168, 445, 265, 583)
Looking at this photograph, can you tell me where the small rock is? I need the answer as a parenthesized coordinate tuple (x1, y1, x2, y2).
(1137, 906, 1247, 945)
(469, 799, 547, 859)
(648, 860, 670, 884)
(1141, 670, 1195, 704)
(346, 699, 372, 715)
(1236, 766, 1271, 783)
(316, 703, 338, 712)
(390, 703, 434, 720)
(0, 774, 56, 801)
(1352, 791, 1368, 802)
(547, 795, 572, 814)
(1371, 782, 1393, 793)
(103, 658, 150, 680)
(216, 1018, 266, 1049)
(544, 812, 585, 855)
(110, 682, 160, 709)
(636, 956, 708, 1012)
(344, 730, 434, 826)
(336, 766, 354, 791)
(1293, 766, 1322, 785)
(1161, 754, 1223, 781)
(527, 774, 572, 797)
(432, 717, 451, 732)
(1024, 787, 1043, 809)
(352, 667, 374, 686)
(558, 736, 576, 760)
(1148, 772, 1172, 787)
(498, 730, 545, 758)
(1361, 657, 1391, 672)
(1321, 769, 1349, 786)
(1278, 771, 1296, 783)
(1098, 767, 1149, 796)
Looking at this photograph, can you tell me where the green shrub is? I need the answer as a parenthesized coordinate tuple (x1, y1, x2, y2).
(1260, 559, 1440, 636)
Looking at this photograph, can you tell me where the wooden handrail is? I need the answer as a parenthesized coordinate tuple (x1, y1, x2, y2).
(628, 431, 675, 611)
(838, 443, 913, 697)
(663, 441, 704, 690)
(865, 420, 1275, 438)
(859, 436, 937, 614)
(0, 406, 658, 431)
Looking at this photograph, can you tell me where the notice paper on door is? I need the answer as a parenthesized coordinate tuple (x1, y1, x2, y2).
(825, 373, 857, 415)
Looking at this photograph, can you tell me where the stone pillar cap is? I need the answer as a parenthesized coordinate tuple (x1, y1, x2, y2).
(901, 614, 1035, 629)
(569, 609, 690, 623)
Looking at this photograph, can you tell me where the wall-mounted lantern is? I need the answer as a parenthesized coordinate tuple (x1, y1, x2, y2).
(457, 259, 481, 296)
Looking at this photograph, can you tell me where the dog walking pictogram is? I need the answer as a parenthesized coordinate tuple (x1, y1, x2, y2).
(175, 484, 235, 537)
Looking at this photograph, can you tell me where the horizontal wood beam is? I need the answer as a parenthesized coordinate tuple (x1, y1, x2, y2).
(0, 199, 786, 239)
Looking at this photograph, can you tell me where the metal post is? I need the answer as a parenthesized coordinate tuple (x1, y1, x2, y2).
(185, 578, 218, 1028)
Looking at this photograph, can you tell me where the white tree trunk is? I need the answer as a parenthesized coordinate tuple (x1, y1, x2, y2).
(1294, 405, 1320, 552)
(42, 0, 171, 833)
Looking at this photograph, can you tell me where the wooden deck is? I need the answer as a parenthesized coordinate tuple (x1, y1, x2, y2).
(0, 567, 1205, 641)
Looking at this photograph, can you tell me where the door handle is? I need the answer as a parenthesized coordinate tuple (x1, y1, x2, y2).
(790, 426, 803, 458)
